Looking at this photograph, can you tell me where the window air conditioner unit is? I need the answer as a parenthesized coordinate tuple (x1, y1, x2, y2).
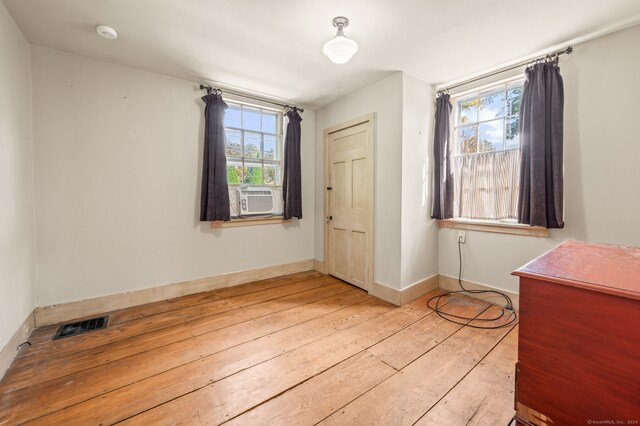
(237, 186, 276, 216)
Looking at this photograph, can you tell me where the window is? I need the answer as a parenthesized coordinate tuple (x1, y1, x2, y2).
(224, 102, 283, 187)
(454, 79, 523, 155)
(451, 78, 524, 221)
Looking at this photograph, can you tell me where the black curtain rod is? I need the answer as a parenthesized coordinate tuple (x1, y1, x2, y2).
(199, 84, 304, 113)
(437, 45, 573, 95)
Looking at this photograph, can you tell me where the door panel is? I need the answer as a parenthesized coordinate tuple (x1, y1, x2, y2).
(351, 230, 367, 287)
(352, 158, 367, 211)
(331, 227, 348, 279)
(326, 119, 373, 291)
(333, 161, 348, 209)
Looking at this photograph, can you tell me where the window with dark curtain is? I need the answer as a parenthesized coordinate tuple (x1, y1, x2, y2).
(282, 109, 303, 220)
(517, 60, 564, 228)
(200, 92, 231, 222)
(431, 94, 454, 219)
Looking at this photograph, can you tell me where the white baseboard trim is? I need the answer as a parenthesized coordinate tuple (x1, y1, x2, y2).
(370, 281, 401, 305)
(0, 311, 35, 381)
(34, 259, 315, 327)
(370, 275, 439, 306)
(313, 259, 327, 274)
(400, 275, 440, 305)
(438, 274, 520, 310)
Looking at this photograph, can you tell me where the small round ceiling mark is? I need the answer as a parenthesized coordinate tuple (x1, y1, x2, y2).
(96, 25, 118, 40)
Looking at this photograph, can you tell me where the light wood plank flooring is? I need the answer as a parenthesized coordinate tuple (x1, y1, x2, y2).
(0, 271, 518, 425)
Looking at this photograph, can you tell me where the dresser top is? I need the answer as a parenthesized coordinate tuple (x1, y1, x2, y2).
(514, 240, 640, 300)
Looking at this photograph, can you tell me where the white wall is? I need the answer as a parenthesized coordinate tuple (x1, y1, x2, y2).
(315, 73, 404, 289)
(439, 24, 640, 293)
(400, 74, 438, 289)
(31, 46, 315, 306)
(0, 3, 36, 349)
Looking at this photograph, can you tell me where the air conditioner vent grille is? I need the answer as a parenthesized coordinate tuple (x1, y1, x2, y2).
(237, 186, 275, 215)
(248, 195, 275, 213)
(241, 190, 272, 196)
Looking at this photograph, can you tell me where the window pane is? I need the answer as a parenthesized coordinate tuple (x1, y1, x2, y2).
(222, 104, 284, 188)
(479, 119, 504, 152)
(479, 90, 505, 121)
(242, 107, 261, 131)
(263, 135, 278, 160)
(225, 129, 242, 157)
(262, 112, 277, 134)
(226, 162, 243, 185)
(243, 163, 263, 185)
(456, 125, 478, 154)
(225, 105, 242, 128)
(244, 132, 261, 159)
(507, 86, 523, 116)
(263, 164, 278, 186)
(458, 96, 478, 125)
(505, 117, 520, 150)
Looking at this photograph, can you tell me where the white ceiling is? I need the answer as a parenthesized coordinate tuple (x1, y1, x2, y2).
(4, 0, 640, 108)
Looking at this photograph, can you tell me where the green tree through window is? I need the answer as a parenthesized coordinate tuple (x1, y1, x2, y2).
(227, 165, 241, 184)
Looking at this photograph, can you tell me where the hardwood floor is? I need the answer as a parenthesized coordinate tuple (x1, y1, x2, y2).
(0, 271, 518, 425)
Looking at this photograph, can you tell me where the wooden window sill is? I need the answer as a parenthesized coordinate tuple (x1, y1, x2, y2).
(438, 219, 549, 237)
(211, 217, 291, 229)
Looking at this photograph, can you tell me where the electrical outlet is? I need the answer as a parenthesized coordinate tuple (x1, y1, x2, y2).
(457, 231, 466, 244)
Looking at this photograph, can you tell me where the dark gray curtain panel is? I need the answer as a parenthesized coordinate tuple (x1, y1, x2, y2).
(431, 93, 454, 219)
(283, 109, 303, 220)
(517, 60, 564, 228)
(200, 92, 231, 222)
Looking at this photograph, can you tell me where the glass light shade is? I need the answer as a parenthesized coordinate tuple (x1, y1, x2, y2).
(323, 34, 358, 64)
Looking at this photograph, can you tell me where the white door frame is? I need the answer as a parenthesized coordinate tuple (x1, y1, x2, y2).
(323, 113, 375, 290)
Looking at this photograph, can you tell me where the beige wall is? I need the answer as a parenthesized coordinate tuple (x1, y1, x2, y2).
(0, 3, 36, 351)
(400, 74, 438, 289)
(439, 24, 640, 293)
(315, 72, 440, 291)
(315, 73, 404, 289)
(30, 46, 316, 306)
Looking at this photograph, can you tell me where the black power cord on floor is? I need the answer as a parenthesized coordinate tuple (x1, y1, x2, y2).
(428, 236, 517, 329)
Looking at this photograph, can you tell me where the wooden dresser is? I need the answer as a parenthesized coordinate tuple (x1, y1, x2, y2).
(512, 240, 640, 426)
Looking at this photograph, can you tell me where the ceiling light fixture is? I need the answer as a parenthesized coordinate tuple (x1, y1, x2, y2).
(323, 17, 358, 64)
(96, 24, 118, 40)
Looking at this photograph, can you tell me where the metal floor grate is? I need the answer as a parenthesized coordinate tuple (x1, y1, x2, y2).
(53, 316, 109, 340)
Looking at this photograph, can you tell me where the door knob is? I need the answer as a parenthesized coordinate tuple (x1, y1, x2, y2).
(327, 215, 333, 221)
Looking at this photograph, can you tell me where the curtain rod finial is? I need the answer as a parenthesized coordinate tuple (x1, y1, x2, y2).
(285, 105, 304, 114)
(199, 84, 215, 95)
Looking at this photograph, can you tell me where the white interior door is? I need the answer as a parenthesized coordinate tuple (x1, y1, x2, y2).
(325, 117, 374, 291)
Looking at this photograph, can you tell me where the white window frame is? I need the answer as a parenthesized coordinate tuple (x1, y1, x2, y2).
(224, 100, 285, 188)
(451, 76, 525, 157)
